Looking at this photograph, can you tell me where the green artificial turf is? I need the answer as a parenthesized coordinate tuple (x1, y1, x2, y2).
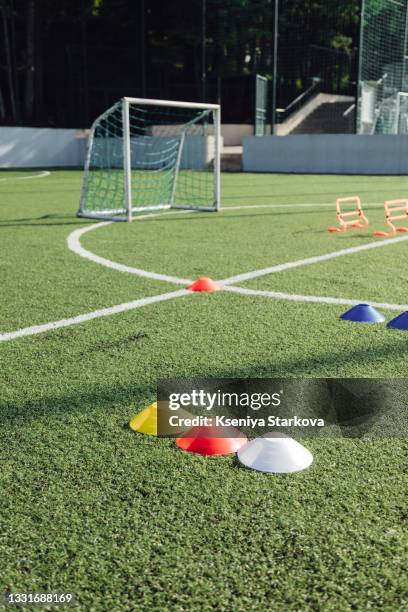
(0, 170, 407, 611)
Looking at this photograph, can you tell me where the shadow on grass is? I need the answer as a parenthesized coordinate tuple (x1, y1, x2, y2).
(2, 334, 408, 434)
(0, 381, 157, 426)
(150, 210, 383, 225)
(145, 210, 332, 224)
(0, 213, 94, 228)
(0, 187, 80, 195)
(220, 190, 402, 201)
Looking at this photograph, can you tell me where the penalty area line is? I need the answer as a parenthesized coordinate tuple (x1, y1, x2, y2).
(7, 202, 406, 343)
(223, 286, 408, 312)
(67, 220, 192, 285)
(0, 289, 189, 342)
(220, 233, 408, 285)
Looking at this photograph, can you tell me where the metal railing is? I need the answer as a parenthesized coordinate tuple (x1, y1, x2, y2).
(276, 77, 321, 123)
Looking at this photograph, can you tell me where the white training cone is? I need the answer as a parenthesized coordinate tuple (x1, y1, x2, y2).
(237, 432, 313, 474)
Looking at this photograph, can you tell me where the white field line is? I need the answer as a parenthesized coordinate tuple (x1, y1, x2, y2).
(0, 170, 51, 182)
(0, 289, 189, 342)
(3, 203, 407, 343)
(224, 201, 387, 210)
(69, 205, 404, 289)
(220, 234, 408, 285)
(224, 285, 408, 312)
(67, 219, 192, 285)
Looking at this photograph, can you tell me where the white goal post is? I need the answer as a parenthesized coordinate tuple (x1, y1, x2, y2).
(78, 97, 221, 221)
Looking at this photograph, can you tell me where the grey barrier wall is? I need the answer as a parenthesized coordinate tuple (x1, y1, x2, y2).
(243, 135, 408, 174)
(3, 128, 408, 174)
(0, 128, 217, 169)
(0, 128, 86, 167)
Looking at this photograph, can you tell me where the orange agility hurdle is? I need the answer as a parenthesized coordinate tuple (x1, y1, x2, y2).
(327, 196, 369, 233)
(373, 199, 408, 237)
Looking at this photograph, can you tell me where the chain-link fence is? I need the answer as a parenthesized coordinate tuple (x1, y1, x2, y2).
(1, 0, 359, 132)
(357, 0, 408, 134)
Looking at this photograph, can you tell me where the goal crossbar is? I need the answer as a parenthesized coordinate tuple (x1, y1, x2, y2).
(123, 97, 220, 110)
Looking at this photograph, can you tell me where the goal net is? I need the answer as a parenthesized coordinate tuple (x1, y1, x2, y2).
(78, 98, 221, 221)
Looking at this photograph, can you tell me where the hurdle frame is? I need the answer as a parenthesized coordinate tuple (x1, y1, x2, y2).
(328, 196, 369, 233)
(373, 199, 408, 237)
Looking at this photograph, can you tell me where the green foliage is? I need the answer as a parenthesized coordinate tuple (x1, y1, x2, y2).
(92, 0, 103, 16)
(332, 34, 354, 53)
(3, 0, 362, 126)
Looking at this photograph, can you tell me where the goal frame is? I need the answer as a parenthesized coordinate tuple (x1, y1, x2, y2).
(78, 97, 221, 222)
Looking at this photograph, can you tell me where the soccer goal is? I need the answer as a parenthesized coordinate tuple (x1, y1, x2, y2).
(78, 97, 221, 221)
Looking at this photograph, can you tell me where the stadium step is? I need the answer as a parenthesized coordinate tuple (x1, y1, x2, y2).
(277, 93, 355, 135)
(290, 100, 354, 134)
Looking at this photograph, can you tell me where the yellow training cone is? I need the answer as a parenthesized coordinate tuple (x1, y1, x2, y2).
(129, 402, 157, 435)
(129, 402, 194, 436)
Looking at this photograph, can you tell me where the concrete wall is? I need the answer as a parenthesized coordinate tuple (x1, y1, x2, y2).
(221, 124, 253, 146)
(243, 134, 408, 174)
(0, 127, 86, 167)
(0, 127, 220, 169)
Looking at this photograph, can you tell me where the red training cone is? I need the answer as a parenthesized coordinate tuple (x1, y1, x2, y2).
(176, 424, 247, 456)
(187, 277, 221, 292)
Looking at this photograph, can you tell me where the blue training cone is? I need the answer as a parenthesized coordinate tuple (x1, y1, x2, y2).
(340, 303, 385, 323)
(387, 311, 408, 330)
